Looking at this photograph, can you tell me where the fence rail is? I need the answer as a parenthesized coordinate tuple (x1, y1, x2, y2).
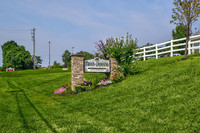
(135, 34, 200, 60)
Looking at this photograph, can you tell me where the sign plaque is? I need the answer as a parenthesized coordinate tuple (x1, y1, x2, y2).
(84, 57, 110, 72)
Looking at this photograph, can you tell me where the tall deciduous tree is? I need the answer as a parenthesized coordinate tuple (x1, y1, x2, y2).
(35, 56, 43, 68)
(172, 23, 187, 54)
(2, 41, 32, 70)
(62, 50, 71, 68)
(172, 23, 187, 39)
(171, 0, 200, 59)
(52, 61, 62, 68)
(76, 51, 94, 59)
(1, 41, 42, 70)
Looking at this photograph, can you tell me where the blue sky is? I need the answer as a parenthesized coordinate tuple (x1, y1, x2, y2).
(0, 0, 199, 67)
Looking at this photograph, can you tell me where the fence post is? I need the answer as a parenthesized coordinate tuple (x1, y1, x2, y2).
(188, 39, 191, 55)
(143, 47, 146, 61)
(156, 44, 158, 59)
(171, 40, 173, 57)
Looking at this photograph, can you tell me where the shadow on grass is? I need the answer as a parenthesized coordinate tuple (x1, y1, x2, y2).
(21, 90, 57, 133)
(0, 73, 23, 77)
(4, 77, 57, 133)
(29, 75, 67, 88)
(16, 92, 29, 131)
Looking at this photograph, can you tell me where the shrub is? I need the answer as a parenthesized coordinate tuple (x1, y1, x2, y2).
(111, 72, 125, 83)
(83, 80, 92, 86)
(92, 78, 101, 88)
(74, 80, 93, 92)
(75, 85, 86, 92)
(95, 32, 138, 76)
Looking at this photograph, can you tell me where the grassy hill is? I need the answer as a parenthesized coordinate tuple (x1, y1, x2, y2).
(0, 55, 200, 132)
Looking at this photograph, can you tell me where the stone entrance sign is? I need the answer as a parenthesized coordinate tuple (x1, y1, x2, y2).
(71, 54, 118, 91)
(84, 57, 110, 73)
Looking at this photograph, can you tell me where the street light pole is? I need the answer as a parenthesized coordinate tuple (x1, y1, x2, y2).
(72, 47, 74, 54)
(49, 41, 51, 68)
(32, 28, 36, 70)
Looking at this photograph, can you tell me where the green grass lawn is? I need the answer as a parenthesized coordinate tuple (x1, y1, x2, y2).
(1, 55, 200, 132)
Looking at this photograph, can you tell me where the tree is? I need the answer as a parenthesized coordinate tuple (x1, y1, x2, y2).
(1, 41, 42, 70)
(145, 43, 154, 47)
(172, 23, 187, 39)
(1, 41, 33, 70)
(35, 56, 42, 68)
(52, 61, 62, 68)
(171, 0, 200, 59)
(76, 51, 94, 59)
(62, 50, 71, 68)
(172, 23, 187, 54)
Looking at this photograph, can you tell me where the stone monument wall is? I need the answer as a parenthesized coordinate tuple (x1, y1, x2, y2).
(110, 57, 119, 78)
(71, 55, 119, 91)
(71, 54, 84, 91)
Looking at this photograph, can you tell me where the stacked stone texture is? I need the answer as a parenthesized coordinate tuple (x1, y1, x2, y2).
(71, 54, 84, 91)
(110, 57, 119, 78)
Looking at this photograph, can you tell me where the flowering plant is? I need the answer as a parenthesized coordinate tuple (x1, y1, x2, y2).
(95, 33, 138, 76)
(74, 80, 93, 92)
(54, 81, 71, 94)
(111, 72, 125, 83)
(54, 86, 67, 94)
(98, 80, 112, 86)
(83, 80, 92, 86)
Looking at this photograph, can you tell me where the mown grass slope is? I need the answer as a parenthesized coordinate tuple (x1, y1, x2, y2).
(0, 55, 200, 132)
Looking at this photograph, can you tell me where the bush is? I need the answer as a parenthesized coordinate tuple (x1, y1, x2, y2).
(92, 78, 101, 88)
(95, 32, 138, 76)
(75, 85, 86, 92)
(111, 71, 125, 83)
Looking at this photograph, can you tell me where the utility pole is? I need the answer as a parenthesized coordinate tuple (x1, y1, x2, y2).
(49, 41, 51, 68)
(32, 28, 36, 70)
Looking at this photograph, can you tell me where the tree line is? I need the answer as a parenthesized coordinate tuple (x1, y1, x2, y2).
(0, 40, 95, 71)
(53, 50, 95, 68)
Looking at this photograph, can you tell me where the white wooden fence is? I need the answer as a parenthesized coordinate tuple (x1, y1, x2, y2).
(136, 34, 200, 60)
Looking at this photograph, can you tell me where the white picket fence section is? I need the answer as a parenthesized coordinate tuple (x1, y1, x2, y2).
(135, 34, 200, 60)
